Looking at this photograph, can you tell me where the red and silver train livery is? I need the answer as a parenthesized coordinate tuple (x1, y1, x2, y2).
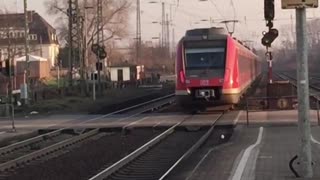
(175, 27, 261, 110)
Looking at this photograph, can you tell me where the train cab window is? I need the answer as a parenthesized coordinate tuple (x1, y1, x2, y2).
(185, 48, 225, 69)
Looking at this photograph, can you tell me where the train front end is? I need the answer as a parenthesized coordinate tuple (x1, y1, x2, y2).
(176, 27, 231, 110)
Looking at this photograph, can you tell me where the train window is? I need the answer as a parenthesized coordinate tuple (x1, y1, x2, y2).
(185, 48, 225, 69)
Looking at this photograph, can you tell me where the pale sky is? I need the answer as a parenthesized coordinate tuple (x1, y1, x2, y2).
(1, 0, 320, 48)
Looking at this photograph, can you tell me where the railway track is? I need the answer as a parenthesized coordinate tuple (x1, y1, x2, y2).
(277, 73, 320, 95)
(89, 112, 226, 180)
(0, 94, 175, 176)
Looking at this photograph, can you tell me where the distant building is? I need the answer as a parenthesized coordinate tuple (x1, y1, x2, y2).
(109, 62, 144, 82)
(0, 11, 58, 94)
(0, 11, 59, 68)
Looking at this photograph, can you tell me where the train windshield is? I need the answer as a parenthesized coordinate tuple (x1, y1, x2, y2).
(185, 48, 225, 69)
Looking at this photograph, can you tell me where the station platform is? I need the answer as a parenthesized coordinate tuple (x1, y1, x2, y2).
(1, 110, 320, 179)
(167, 110, 320, 180)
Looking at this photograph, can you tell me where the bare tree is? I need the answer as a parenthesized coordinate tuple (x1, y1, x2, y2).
(44, 0, 132, 52)
(273, 18, 320, 72)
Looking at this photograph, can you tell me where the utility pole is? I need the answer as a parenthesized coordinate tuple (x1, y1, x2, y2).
(136, 0, 141, 64)
(291, 14, 294, 42)
(84, 0, 92, 94)
(68, 0, 85, 93)
(83, 0, 95, 100)
(68, 0, 73, 87)
(281, 0, 318, 177)
(23, 0, 30, 105)
(75, 0, 85, 95)
(170, 4, 174, 59)
(7, 38, 16, 132)
(166, 13, 170, 56)
(78, 2, 87, 96)
(172, 27, 175, 58)
(161, 2, 165, 49)
(97, 0, 103, 96)
(296, 7, 313, 178)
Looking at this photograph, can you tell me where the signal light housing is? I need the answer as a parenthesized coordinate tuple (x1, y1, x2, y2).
(261, 28, 279, 47)
(264, 0, 275, 21)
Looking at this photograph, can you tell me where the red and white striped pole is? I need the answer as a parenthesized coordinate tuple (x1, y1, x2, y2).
(268, 60, 272, 84)
(266, 51, 273, 84)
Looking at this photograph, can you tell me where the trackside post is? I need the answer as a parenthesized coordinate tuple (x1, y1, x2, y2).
(317, 97, 320, 126)
(282, 0, 318, 177)
(246, 98, 249, 126)
(295, 7, 313, 178)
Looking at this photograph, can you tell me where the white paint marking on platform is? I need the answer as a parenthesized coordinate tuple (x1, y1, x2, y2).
(300, 80, 306, 84)
(117, 111, 149, 122)
(231, 127, 264, 180)
(234, 111, 243, 125)
(186, 149, 214, 180)
(123, 116, 149, 128)
(311, 135, 320, 145)
(0, 132, 5, 135)
(152, 122, 162, 128)
(186, 142, 232, 180)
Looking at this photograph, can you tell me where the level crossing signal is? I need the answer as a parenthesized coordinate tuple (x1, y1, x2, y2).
(91, 44, 107, 60)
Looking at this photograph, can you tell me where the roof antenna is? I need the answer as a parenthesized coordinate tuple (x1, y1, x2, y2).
(220, 20, 239, 37)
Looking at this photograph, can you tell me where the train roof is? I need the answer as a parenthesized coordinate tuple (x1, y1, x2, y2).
(184, 27, 255, 52)
(184, 27, 228, 41)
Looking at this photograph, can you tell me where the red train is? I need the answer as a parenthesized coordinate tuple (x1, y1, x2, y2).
(175, 27, 261, 110)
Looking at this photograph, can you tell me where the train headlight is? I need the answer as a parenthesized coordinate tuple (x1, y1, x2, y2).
(230, 80, 234, 85)
(202, 35, 208, 40)
(187, 88, 191, 94)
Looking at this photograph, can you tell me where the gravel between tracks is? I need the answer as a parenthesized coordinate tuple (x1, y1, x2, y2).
(107, 130, 206, 180)
(4, 129, 162, 180)
(0, 133, 75, 163)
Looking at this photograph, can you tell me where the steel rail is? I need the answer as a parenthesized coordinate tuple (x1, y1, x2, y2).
(0, 94, 175, 170)
(88, 117, 189, 180)
(89, 112, 225, 180)
(159, 113, 225, 180)
(278, 73, 320, 98)
(0, 129, 99, 172)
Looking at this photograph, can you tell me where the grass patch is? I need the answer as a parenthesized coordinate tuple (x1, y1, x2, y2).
(21, 85, 174, 115)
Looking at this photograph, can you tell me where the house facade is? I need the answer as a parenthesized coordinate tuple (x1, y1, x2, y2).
(0, 11, 59, 94)
(0, 11, 59, 67)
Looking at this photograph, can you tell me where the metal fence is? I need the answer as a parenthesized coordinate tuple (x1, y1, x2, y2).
(0, 103, 16, 132)
(245, 95, 320, 126)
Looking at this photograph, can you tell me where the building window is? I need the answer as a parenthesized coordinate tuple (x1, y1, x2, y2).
(28, 34, 37, 40)
(2, 33, 8, 39)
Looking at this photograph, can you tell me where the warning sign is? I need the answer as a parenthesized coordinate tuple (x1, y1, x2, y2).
(277, 98, 288, 109)
(281, 0, 318, 9)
